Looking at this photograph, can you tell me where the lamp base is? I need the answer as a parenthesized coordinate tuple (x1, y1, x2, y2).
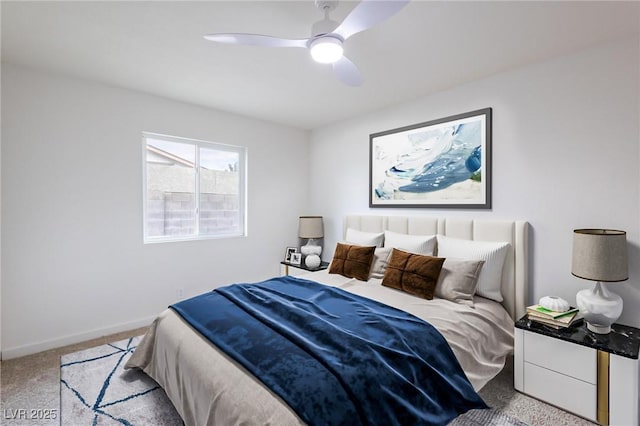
(301, 239, 322, 269)
(301, 239, 322, 257)
(586, 322, 611, 334)
(576, 282, 622, 335)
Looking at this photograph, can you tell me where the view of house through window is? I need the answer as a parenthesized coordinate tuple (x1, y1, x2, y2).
(143, 133, 246, 242)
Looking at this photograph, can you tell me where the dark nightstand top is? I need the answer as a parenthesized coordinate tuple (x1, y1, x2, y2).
(516, 316, 640, 360)
(280, 260, 330, 272)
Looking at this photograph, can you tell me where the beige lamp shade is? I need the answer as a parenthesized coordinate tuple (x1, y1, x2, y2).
(298, 216, 324, 239)
(571, 229, 628, 282)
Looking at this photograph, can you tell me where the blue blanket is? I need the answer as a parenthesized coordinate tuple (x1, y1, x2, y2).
(170, 276, 486, 426)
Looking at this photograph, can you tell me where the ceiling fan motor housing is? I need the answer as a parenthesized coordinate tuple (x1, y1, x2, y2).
(312, 1, 340, 38)
(315, 0, 338, 13)
(311, 18, 340, 38)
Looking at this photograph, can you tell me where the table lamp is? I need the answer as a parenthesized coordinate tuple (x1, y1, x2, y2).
(298, 216, 324, 269)
(571, 229, 628, 334)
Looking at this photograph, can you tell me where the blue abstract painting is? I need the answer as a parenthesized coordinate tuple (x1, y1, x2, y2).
(370, 108, 491, 208)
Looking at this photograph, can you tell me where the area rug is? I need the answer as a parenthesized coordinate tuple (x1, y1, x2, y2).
(60, 336, 183, 425)
(61, 337, 527, 425)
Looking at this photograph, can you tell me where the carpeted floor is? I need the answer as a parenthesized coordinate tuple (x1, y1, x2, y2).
(1, 328, 146, 426)
(1, 328, 596, 426)
(60, 336, 182, 425)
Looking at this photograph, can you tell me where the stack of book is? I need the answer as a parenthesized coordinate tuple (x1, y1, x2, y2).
(526, 304, 583, 329)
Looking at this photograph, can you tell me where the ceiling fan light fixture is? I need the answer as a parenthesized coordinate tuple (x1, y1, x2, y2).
(204, 0, 410, 85)
(309, 37, 343, 64)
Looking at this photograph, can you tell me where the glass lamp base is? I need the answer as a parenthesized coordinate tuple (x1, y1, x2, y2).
(301, 239, 322, 257)
(576, 281, 622, 335)
(585, 322, 612, 334)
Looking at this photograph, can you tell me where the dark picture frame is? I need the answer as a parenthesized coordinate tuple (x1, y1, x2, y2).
(284, 247, 297, 262)
(369, 108, 492, 209)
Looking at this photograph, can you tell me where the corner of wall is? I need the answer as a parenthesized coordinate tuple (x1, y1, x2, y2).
(1, 37, 4, 360)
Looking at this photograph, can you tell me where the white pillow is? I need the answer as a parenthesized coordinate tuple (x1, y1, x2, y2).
(369, 247, 393, 279)
(345, 228, 384, 248)
(383, 230, 436, 255)
(436, 235, 510, 302)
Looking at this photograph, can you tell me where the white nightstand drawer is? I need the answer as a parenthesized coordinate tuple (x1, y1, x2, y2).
(524, 331, 596, 384)
(524, 362, 597, 421)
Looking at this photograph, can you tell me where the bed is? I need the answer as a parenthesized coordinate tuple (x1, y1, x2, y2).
(126, 215, 529, 425)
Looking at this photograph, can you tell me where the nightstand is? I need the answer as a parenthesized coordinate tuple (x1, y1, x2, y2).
(515, 317, 640, 425)
(280, 260, 329, 277)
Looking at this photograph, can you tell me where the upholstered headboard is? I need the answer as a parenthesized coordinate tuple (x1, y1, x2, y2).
(343, 215, 529, 320)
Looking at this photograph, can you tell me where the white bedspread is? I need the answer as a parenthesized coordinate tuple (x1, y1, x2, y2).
(125, 271, 514, 426)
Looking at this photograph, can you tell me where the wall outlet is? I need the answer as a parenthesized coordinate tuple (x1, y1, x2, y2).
(176, 288, 184, 299)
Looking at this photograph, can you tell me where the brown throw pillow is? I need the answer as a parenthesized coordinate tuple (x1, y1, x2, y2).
(329, 243, 376, 281)
(382, 249, 445, 300)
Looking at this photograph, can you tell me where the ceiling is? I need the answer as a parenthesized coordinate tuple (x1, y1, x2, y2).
(2, 1, 638, 130)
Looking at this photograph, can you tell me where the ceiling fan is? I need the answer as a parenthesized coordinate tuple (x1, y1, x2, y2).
(204, 0, 409, 87)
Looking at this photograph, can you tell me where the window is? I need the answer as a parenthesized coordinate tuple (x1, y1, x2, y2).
(143, 133, 246, 243)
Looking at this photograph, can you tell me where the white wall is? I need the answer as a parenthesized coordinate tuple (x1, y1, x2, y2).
(309, 37, 640, 328)
(3, 37, 638, 359)
(1, 64, 309, 358)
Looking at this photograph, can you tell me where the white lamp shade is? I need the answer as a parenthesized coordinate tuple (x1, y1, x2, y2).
(298, 216, 324, 239)
(572, 229, 628, 282)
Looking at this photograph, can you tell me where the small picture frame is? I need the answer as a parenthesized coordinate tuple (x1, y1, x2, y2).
(290, 252, 302, 266)
(284, 247, 298, 262)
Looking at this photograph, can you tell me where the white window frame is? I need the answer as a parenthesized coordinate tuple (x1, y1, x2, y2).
(142, 132, 247, 243)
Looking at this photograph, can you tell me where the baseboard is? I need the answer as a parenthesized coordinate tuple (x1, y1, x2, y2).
(0, 315, 156, 360)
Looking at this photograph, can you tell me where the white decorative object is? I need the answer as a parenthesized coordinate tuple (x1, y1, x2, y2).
(539, 296, 570, 313)
(304, 254, 321, 269)
(572, 229, 628, 334)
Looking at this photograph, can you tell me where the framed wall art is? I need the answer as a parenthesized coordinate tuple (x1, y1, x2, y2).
(369, 108, 492, 209)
